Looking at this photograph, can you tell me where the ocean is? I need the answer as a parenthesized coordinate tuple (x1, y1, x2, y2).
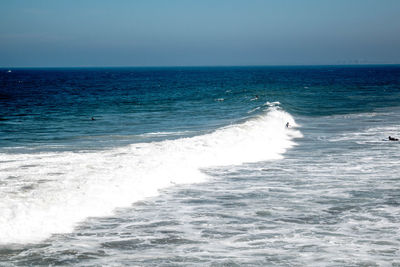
(1, 66, 399, 266)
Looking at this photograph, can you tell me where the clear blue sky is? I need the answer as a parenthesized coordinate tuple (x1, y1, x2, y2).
(1, 0, 399, 67)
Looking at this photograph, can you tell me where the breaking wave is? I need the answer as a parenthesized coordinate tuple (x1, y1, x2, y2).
(0, 105, 302, 244)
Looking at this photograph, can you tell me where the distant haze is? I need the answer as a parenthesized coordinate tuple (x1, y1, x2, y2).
(1, 0, 399, 67)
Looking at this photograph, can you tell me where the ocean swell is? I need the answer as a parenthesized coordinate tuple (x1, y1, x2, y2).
(0, 105, 302, 244)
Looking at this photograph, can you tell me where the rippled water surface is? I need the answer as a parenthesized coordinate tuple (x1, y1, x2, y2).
(1, 66, 400, 266)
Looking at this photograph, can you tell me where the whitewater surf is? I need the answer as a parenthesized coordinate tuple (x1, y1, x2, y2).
(0, 105, 301, 244)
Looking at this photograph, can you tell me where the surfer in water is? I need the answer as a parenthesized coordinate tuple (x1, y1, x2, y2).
(250, 95, 259, 101)
(388, 136, 399, 141)
(286, 122, 290, 128)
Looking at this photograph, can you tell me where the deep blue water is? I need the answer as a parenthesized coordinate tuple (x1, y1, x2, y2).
(1, 66, 399, 151)
(1, 66, 400, 266)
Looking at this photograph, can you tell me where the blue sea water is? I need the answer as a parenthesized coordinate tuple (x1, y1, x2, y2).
(0, 66, 400, 266)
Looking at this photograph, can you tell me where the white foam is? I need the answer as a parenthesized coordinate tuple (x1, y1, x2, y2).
(0, 106, 302, 244)
(138, 130, 193, 137)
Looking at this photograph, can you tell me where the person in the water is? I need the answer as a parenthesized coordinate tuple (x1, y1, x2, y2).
(286, 122, 290, 128)
(388, 136, 398, 141)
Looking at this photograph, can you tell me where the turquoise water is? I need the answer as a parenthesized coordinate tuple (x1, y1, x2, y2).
(2, 66, 399, 151)
(1, 66, 400, 266)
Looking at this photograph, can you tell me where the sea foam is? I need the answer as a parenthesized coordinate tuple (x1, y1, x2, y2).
(0, 105, 302, 244)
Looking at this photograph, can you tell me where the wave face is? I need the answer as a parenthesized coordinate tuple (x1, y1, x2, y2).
(0, 105, 301, 244)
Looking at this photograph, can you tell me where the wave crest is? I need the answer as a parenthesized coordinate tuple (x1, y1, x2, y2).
(0, 106, 302, 244)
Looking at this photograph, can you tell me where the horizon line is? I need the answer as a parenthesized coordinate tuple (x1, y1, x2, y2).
(1, 63, 400, 69)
